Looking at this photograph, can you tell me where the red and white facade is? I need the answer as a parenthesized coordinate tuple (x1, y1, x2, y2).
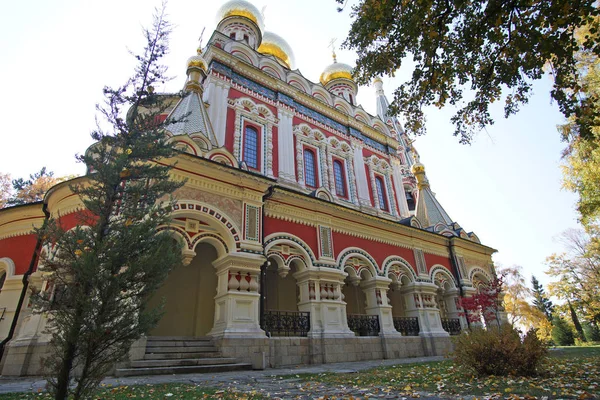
(0, 1, 499, 374)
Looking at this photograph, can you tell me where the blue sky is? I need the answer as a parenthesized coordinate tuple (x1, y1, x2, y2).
(0, 0, 580, 286)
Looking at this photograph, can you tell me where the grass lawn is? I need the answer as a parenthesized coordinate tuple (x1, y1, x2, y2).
(0, 384, 264, 399)
(298, 345, 600, 399)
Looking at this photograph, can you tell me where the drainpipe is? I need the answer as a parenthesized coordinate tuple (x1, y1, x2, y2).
(448, 237, 470, 330)
(259, 186, 275, 333)
(0, 202, 49, 361)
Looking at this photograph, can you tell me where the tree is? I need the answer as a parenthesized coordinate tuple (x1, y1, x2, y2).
(546, 229, 600, 326)
(459, 273, 504, 328)
(33, 6, 184, 399)
(0, 173, 10, 209)
(0, 168, 65, 208)
(336, 0, 600, 144)
(560, 19, 600, 227)
(531, 275, 554, 321)
(500, 267, 552, 341)
(552, 316, 576, 346)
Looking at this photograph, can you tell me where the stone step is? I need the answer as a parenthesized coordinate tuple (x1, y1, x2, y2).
(146, 340, 214, 348)
(131, 357, 239, 368)
(146, 336, 212, 341)
(115, 363, 252, 377)
(144, 346, 217, 353)
(144, 351, 222, 360)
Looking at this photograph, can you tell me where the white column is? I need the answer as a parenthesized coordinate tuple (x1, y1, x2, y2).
(210, 253, 265, 338)
(351, 141, 371, 206)
(401, 282, 449, 337)
(207, 80, 230, 148)
(362, 277, 401, 337)
(277, 108, 296, 183)
(391, 159, 410, 217)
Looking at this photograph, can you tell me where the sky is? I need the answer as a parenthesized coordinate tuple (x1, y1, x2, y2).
(0, 0, 581, 286)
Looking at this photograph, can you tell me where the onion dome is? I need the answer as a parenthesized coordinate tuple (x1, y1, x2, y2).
(187, 48, 207, 72)
(257, 32, 295, 69)
(320, 61, 354, 86)
(216, 1, 265, 33)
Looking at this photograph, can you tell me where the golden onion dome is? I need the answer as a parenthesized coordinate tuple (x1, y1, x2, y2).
(216, 0, 264, 32)
(187, 48, 207, 71)
(320, 61, 354, 86)
(257, 32, 295, 69)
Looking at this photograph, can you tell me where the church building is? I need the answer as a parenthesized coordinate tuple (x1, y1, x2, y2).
(0, 1, 499, 376)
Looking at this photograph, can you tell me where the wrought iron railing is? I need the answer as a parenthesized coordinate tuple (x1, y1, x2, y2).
(347, 314, 380, 336)
(393, 316, 420, 336)
(441, 318, 462, 335)
(263, 310, 310, 337)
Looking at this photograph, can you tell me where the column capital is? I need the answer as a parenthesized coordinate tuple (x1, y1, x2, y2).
(213, 252, 266, 272)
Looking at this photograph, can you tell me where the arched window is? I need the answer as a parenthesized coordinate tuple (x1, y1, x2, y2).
(243, 125, 259, 170)
(405, 189, 416, 211)
(333, 160, 347, 198)
(375, 176, 388, 211)
(303, 148, 317, 187)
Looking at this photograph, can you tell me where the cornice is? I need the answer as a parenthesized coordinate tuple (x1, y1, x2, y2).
(264, 187, 452, 257)
(0, 203, 45, 240)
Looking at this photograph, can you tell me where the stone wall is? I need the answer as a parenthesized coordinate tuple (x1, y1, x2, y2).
(214, 334, 454, 368)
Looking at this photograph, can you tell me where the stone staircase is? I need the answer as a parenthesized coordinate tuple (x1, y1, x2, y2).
(115, 336, 252, 377)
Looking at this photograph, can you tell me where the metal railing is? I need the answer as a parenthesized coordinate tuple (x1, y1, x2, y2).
(347, 314, 380, 336)
(263, 310, 310, 337)
(441, 318, 462, 335)
(393, 316, 420, 336)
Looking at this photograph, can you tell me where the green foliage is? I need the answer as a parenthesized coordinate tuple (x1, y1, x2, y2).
(531, 275, 554, 322)
(32, 6, 184, 400)
(583, 322, 600, 342)
(453, 325, 548, 377)
(0, 167, 64, 208)
(337, 0, 600, 144)
(552, 317, 576, 346)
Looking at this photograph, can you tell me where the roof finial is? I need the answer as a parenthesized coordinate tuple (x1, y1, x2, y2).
(328, 38, 337, 63)
(197, 27, 206, 54)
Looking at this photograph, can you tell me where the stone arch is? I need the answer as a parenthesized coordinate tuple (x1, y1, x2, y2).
(206, 148, 237, 167)
(287, 72, 310, 93)
(226, 43, 259, 66)
(337, 248, 378, 276)
(382, 256, 417, 282)
(170, 201, 241, 254)
(430, 265, 457, 289)
(469, 267, 493, 288)
(259, 58, 285, 79)
(264, 233, 317, 268)
(0, 258, 16, 279)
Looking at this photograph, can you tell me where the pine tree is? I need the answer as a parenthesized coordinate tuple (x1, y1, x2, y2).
(33, 6, 184, 400)
(552, 317, 575, 346)
(531, 275, 554, 322)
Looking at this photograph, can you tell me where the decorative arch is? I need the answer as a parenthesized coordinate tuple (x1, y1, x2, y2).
(382, 256, 417, 281)
(365, 155, 397, 216)
(354, 110, 370, 124)
(287, 72, 311, 93)
(430, 265, 457, 289)
(264, 233, 317, 267)
(334, 100, 352, 115)
(168, 135, 204, 157)
(259, 59, 285, 79)
(0, 257, 16, 278)
(169, 201, 241, 253)
(468, 266, 493, 285)
(226, 42, 259, 66)
(311, 87, 332, 105)
(206, 148, 237, 167)
(337, 247, 378, 277)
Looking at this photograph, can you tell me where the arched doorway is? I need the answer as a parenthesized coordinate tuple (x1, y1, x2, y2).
(148, 243, 218, 337)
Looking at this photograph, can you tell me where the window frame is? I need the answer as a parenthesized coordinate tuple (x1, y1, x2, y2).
(333, 158, 348, 199)
(303, 146, 319, 188)
(242, 122, 261, 172)
(375, 175, 389, 211)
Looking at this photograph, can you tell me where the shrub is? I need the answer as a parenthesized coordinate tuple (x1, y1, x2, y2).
(453, 325, 548, 376)
(583, 323, 600, 342)
(552, 317, 575, 346)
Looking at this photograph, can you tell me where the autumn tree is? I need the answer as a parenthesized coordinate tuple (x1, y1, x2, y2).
(560, 19, 600, 227)
(546, 229, 600, 328)
(336, 0, 600, 144)
(500, 267, 552, 341)
(33, 6, 184, 400)
(0, 168, 65, 208)
(531, 275, 554, 322)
